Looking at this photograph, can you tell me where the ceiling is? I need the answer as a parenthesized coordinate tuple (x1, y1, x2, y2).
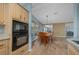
(32, 3, 74, 24)
(20, 3, 75, 24)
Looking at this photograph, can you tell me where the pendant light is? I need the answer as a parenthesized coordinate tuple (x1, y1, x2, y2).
(46, 15, 48, 25)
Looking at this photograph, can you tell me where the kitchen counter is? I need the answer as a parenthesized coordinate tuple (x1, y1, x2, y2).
(67, 38, 79, 51)
(0, 33, 9, 41)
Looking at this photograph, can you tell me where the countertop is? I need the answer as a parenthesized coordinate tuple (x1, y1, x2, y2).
(0, 33, 9, 41)
(67, 38, 79, 50)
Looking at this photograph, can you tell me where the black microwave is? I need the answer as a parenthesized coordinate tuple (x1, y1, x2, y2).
(12, 20, 28, 33)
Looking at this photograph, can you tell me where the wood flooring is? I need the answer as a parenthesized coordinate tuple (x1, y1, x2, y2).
(26, 37, 68, 55)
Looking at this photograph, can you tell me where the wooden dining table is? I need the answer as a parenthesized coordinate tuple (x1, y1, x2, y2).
(38, 32, 53, 45)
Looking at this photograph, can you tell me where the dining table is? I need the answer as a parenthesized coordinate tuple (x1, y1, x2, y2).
(38, 32, 53, 45)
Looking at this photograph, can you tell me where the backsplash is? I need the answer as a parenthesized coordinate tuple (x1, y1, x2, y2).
(0, 25, 5, 34)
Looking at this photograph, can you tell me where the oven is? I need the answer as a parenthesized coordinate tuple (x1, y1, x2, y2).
(12, 20, 28, 51)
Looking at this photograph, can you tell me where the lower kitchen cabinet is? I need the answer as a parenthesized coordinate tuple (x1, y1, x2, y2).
(0, 48, 7, 55)
(68, 44, 79, 55)
(11, 44, 28, 55)
(0, 4, 4, 25)
(0, 39, 9, 55)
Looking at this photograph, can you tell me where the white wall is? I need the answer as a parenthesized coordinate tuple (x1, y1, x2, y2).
(74, 4, 79, 38)
(77, 4, 79, 38)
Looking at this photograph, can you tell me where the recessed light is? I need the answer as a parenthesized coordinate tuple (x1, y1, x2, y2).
(54, 12, 58, 15)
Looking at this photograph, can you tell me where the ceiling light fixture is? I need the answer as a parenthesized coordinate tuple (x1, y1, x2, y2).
(54, 12, 58, 15)
(46, 15, 48, 24)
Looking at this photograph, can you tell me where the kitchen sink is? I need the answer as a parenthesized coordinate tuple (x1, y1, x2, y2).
(72, 40, 79, 44)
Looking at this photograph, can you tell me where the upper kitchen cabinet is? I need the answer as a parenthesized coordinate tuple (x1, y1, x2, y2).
(3, 4, 10, 25)
(12, 4, 21, 21)
(0, 4, 4, 25)
(20, 6, 29, 23)
(24, 9, 29, 23)
(0, 4, 9, 25)
(12, 4, 29, 23)
(19, 5, 24, 22)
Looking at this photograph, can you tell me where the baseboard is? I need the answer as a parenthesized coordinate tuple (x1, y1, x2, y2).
(53, 36, 67, 38)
